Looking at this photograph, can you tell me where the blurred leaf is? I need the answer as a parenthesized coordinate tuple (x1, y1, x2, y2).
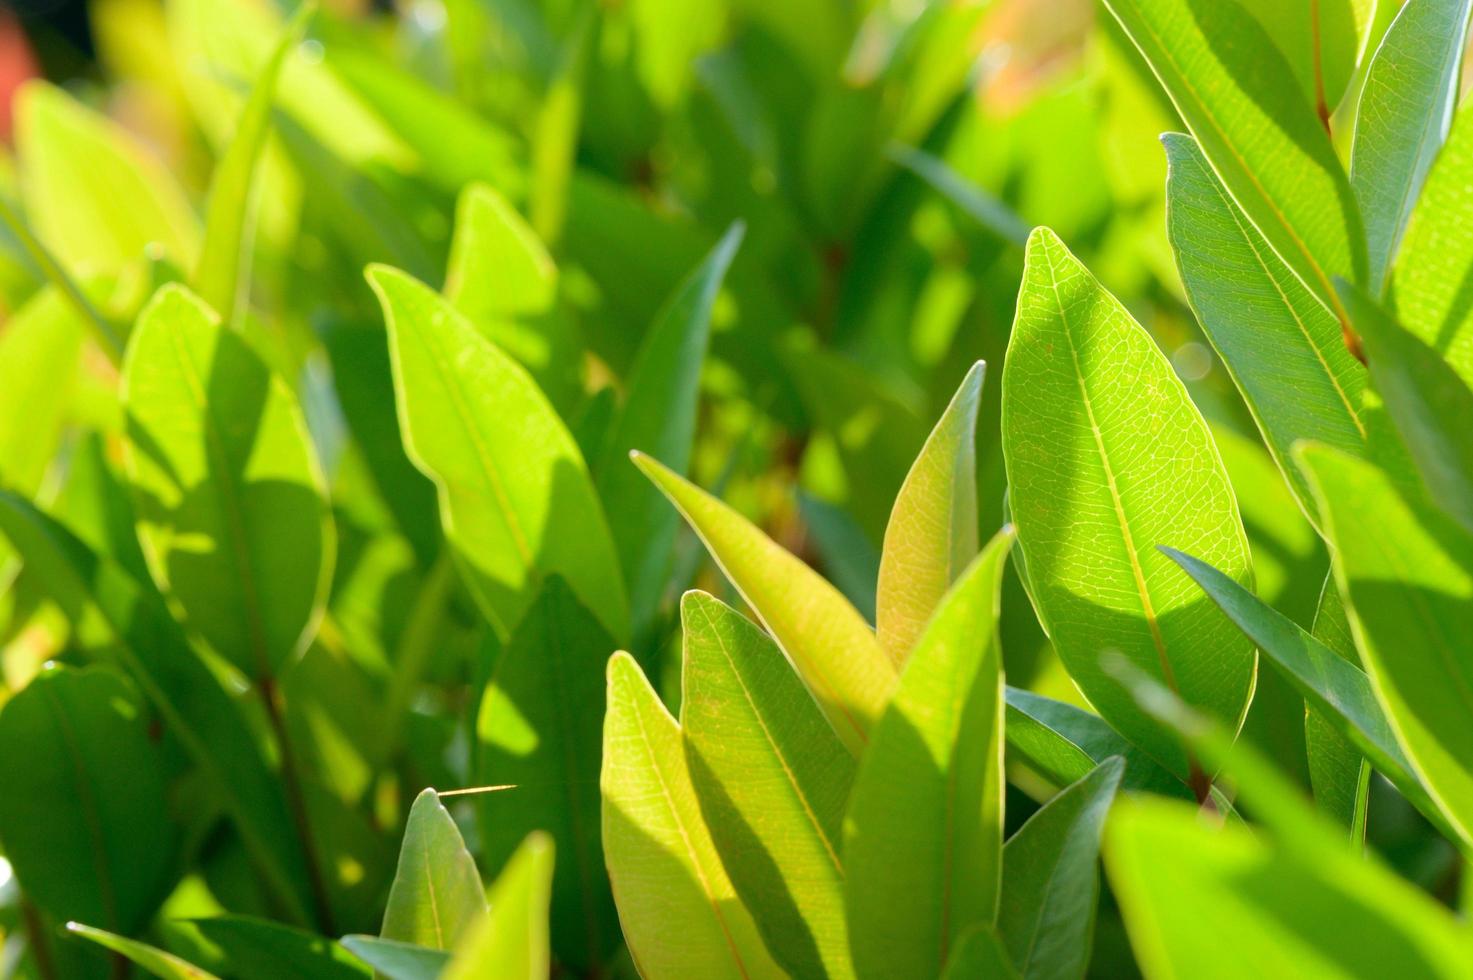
(340, 936, 449, 980)
(798, 493, 880, 623)
(1164, 133, 1369, 522)
(1106, 795, 1473, 978)
(122, 284, 334, 678)
(598, 223, 743, 644)
(369, 264, 628, 640)
(194, 3, 314, 324)
(0, 665, 175, 933)
(444, 184, 580, 413)
(189, 915, 369, 979)
(681, 590, 856, 979)
(66, 923, 219, 980)
(1339, 281, 1473, 534)
(941, 925, 1020, 980)
(14, 81, 199, 276)
(475, 578, 617, 969)
(845, 530, 1012, 978)
(0, 285, 86, 495)
(1299, 443, 1473, 845)
(442, 832, 554, 980)
(635, 452, 894, 755)
(1103, 0, 1367, 320)
(1002, 228, 1254, 782)
(600, 651, 783, 979)
(998, 757, 1125, 980)
(1349, 0, 1472, 293)
(893, 147, 1030, 246)
(0, 493, 316, 923)
(380, 789, 486, 951)
(876, 360, 983, 665)
(325, 48, 524, 200)
(445, 185, 556, 320)
(1390, 101, 1473, 385)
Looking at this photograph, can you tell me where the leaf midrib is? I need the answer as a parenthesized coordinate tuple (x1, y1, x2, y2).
(1201, 165, 1367, 439)
(1043, 246, 1182, 696)
(410, 300, 535, 567)
(693, 602, 844, 874)
(624, 676, 754, 979)
(1116, 0, 1350, 313)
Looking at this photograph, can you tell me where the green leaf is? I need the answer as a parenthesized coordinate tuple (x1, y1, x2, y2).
(1102, 0, 1366, 321)
(1339, 281, 1473, 534)
(188, 916, 369, 980)
(844, 529, 1013, 979)
(1001, 227, 1255, 779)
(122, 283, 334, 679)
(325, 48, 524, 200)
(0, 284, 87, 495)
(65, 923, 220, 980)
(941, 926, 1021, 980)
(442, 184, 582, 413)
(1299, 443, 1473, 845)
(368, 264, 628, 640)
(998, 757, 1125, 980)
(1158, 544, 1454, 839)
(0, 493, 316, 924)
(340, 937, 449, 980)
(380, 789, 487, 951)
(598, 223, 744, 643)
(876, 361, 984, 665)
(1235, 0, 1369, 113)
(0, 665, 174, 934)
(1163, 133, 1370, 522)
(681, 590, 856, 980)
(193, 3, 314, 324)
(1349, 0, 1472, 294)
(475, 578, 617, 969)
(1390, 101, 1473, 385)
(442, 832, 555, 980)
(1304, 576, 1372, 839)
(1105, 796, 1473, 979)
(445, 184, 557, 320)
(600, 651, 783, 980)
(1004, 688, 1188, 799)
(15, 80, 200, 276)
(634, 452, 894, 755)
(893, 146, 1031, 246)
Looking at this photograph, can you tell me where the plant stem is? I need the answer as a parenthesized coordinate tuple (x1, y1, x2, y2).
(0, 198, 125, 365)
(258, 674, 335, 934)
(20, 897, 58, 980)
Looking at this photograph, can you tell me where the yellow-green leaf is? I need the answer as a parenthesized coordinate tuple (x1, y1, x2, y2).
(369, 264, 628, 640)
(634, 452, 893, 754)
(601, 651, 783, 980)
(876, 361, 984, 666)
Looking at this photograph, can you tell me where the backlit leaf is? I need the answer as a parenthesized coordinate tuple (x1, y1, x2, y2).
(876, 361, 984, 665)
(369, 264, 628, 640)
(845, 529, 1012, 979)
(380, 789, 486, 952)
(681, 590, 856, 980)
(601, 651, 783, 979)
(1001, 227, 1255, 780)
(635, 452, 894, 755)
(122, 284, 334, 678)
